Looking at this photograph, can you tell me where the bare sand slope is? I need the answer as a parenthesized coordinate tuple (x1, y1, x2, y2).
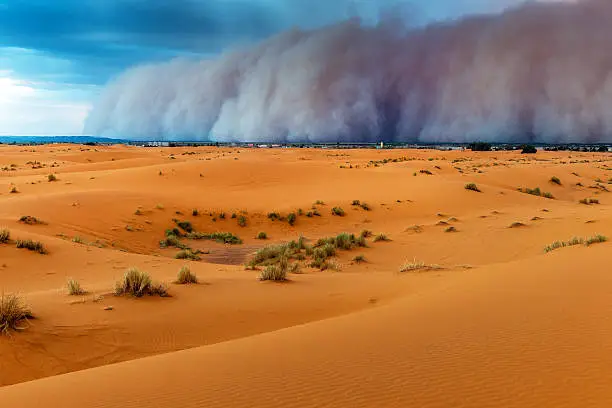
(1, 145, 612, 406)
(1, 243, 611, 407)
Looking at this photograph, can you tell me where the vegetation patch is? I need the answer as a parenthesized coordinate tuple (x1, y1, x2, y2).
(0, 228, 10, 244)
(176, 266, 198, 284)
(185, 231, 242, 245)
(19, 216, 44, 225)
(544, 235, 608, 253)
(519, 187, 554, 199)
(464, 183, 481, 192)
(579, 198, 600, 205)
(550, 176, 561, 185)
(399, 259, 442, 273)
(0, 294, 33, 334)
(114, 268, 168, 297)
(66, 278, 86, 295)
(257, 232, 268, 240)
(331, 207, 345, 216)
(16, 239, 47, 254)
(373, 233, 390, 242)
(175, 249, 202, 261)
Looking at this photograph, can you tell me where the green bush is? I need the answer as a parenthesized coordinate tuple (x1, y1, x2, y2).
(257, 232, 268, 240)
(465, 183, 481, 192)
(0, 228, 9, 243)
(237, 215, 247, 227)
(175, 220, 193, 233)
(331, 207, 345, 216)
(287, 212, 297, 226)
(66, 278, 86, 295)
(47, 174, 57, 182)
(175, 250, 201, 261)
(550, 176, 561, 185)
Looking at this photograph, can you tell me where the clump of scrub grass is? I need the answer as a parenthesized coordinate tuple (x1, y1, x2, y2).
(373, 233, 390, 242)
(0, 293, 33, 334)
(579, 198, 600, 205)
(259, 256, 289, 282)
(353, 255, 366, 264)
(237, 215, 247, 227)
(543, 235, 607, 253)
(464, 183, 481, 192)
(287, 212, 297, 226)
(175, 249, 202, 261)
(585, 234, 608, 246)
(550, 176, 561, 185)
(331, 207, 345, 216)
(19, 216, 43, 225)
(16, 239, 46, 254)
(47, 174, 57, 182)
(66, 278, 86, 295)
(175, 220, 193, 233)
(509, 222, 526, 228)
(185, 231, 242, 245)
(445, 226, 458, 233)
(0, 228, 9, 243)
(399, 259, 442, 273)
(176, 266, 198, 284)
(257, 232, 268, 240)
(114, 268, 168, 297)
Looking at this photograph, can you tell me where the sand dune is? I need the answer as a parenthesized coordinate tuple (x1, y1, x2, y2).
(1, 145, 611, 406)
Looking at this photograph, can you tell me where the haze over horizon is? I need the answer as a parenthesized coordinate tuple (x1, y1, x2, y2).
(2, 0, 607, 143)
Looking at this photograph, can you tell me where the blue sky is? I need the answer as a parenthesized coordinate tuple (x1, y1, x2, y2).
(0, 0, 523, 136)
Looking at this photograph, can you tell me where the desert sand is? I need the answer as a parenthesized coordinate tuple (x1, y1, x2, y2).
(1, 144, 611, 407)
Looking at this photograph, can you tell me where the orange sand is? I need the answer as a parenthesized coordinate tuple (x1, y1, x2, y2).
(1, 144, 611, 406)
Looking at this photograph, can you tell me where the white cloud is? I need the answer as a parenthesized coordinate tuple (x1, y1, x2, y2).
(0, 71, 91, 136)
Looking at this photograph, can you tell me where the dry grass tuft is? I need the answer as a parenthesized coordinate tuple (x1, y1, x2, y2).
(115, 267, 168, 297)
(66, 278, 86, 295)
(0, 293, 33, 334)
(176, 266, 198, 284)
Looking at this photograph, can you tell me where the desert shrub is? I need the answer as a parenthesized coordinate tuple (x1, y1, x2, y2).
(115, 267, 168, 297)
(257, 232, 268, 240)
(360, 229, 373, 238)
(331, 207, 345, 216)
(373, 234, 390, 242)
(66, 278, 86, 295)
(9, 186, 18, 194)
(523, 187, 541, 196)
(445, 226, 458, 233)
(419, 169, 433, 175)
(219, 212, 226, 219)
(399, 259, 442, 273)
(72, 236, 84, 244)
(509, 222, 526, 228)
(287, 212, 297, 226)
(19, 216, 42, 225)
(464, 183, 481, 192)
(0, 294, 33, 334)
(175, 220, 193, 233)
(585, 234, 608, 246)
(160, 234, 188, 249)
(0, 228, 10, 243)
(175, 250, 201, 261)
(259, 256, 289, 281)
(351, 200, 361, 206)
(360, 202, 371, 211)
(176, 266, 198, 284)
(47, 174, 57, 182)
(353, 255, 366, 263)
(550, 176, 561, 185)
(314, 200, 325, 205)
(192, 209, 199, 216)
(166, 228, 181, 237)
(580, 198, 600, 205)
(185, 231, 242, 245)
(542, 192, 555, 199)
(306, 211, 314, 217)
(16, 239, 46, 254)
(267, 212, 281, 221)
(237, 215, 247, 227)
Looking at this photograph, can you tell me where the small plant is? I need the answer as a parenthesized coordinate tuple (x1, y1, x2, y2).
(66, 278, 86, 295)
(267, 212, 281, 221)
(585, 234, 608, 246)
(47, 174, 57, 182)
(550, 176, 561, 185)
(373, 234, 390, 242)
(0, 228, 10, 243)
(176, 266, 198, 284)
(9, 185, 18, 194)
(445, 226, 458, 233)
(134, 208, 143, 215)
(237, 215, 247, 227)
(219, 212, 226, 219)
(259, 257, 289, 282)
(257, 232, 268, 240)
(400, 259, 442, 273)
(192, 209, 199, 216)
(331, 207, 345, 217)
(0, 293, 33, 334)
(314, 200, 325, 205)
(16, 239, 46, 254)
(542, 192, 555, 199)
(360, 202, 371, 211)
(19, 215, 44, 225)
(72, 236, 84, 244)
(580, 198, 600, 205)
(175, 250, 201, 261)
(351, 200, 361, 206)
(509, 222, 526, 228)
(185, 231, 242, 245)
(419, 169, 433, 175)
(287, 212, 297, 226)
(360, 230, 373, 238)
(465, 183, 481, 192)
(175, 220, 193, 233)
(114, 267, 168, 297)
(353, 255, 366, 263)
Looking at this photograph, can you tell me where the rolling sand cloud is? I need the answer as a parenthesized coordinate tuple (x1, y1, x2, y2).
(85, 0, 612, 143)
